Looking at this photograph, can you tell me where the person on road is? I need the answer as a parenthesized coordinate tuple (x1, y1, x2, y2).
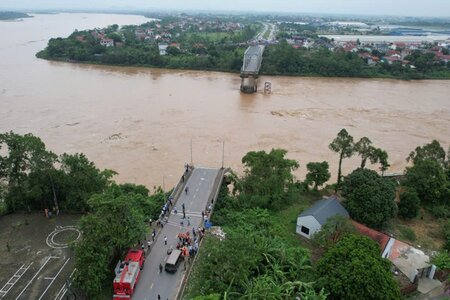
(185, 186, 189, 194)
(164, 235, 167, 245)
(159, 263, 163, 273)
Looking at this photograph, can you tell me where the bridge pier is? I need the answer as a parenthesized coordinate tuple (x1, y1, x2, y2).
(240, 75, 258, 93)
(240, 45, 265, 94)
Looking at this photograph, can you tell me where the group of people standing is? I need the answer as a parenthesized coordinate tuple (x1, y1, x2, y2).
(176, 229, 203, 258)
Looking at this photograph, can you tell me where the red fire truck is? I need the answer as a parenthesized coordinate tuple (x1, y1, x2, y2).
(113, 249, 146, 299)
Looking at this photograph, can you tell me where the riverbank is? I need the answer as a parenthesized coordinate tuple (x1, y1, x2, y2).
(37, 37, 450, 80)
(36, 51, 450, 80)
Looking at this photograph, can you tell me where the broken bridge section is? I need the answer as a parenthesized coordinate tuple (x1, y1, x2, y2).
(240, 45, 265, 93)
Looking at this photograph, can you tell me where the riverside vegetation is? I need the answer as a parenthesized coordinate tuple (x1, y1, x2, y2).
(36, 15, 450, 79)
(1, 131, 449, 298)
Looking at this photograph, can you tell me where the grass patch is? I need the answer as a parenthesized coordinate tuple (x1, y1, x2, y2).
(397, 225, 416, 242)
(273, 194, 315, 246)
(387, 209, 446, 250)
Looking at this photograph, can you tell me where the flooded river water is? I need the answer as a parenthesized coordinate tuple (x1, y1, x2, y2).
(1, 13, 449, 188)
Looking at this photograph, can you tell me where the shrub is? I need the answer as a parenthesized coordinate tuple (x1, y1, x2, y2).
(398, 190, 420, 219)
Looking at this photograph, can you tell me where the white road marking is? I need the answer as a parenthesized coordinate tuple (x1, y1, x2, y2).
(39, 257, 71, 300)
(54, 268, 75, 300)
(15, 256, 53, 300)
(0, 263, 33, 299)
(46, 226, 81, 249)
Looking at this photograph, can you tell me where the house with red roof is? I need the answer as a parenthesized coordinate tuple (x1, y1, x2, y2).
(352, 220, 442, 295)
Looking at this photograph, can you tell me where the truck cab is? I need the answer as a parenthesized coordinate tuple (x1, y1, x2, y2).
(113, 249, 145, 299)
(165, 249, 182, 273)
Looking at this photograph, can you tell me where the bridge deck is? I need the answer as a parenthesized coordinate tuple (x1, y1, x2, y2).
(241, 45, 265, 75)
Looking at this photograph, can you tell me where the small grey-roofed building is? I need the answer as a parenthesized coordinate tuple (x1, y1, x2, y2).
(296, 197, 349, 239)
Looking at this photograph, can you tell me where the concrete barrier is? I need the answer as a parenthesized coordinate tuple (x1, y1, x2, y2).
(175, 167, 228, 300)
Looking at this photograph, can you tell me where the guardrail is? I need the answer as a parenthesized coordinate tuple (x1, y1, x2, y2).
(175, 167, 229, 300)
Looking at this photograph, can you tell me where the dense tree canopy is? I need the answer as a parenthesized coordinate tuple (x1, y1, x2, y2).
(398, 189, 420, 219)
(316, 234, 401, 300)
(188, 207, 325, 299)
(403, 159, 449, 206)
(342, 168, 397, 228)
(312, 215, 356, 251)
(0, 132, 57, 211)
(0, 132, 126, 213)
(407, 140, 447, 167)
(57, 153, 116, 211)
(73, 191, 153, 298)
(305, 161, 331, 191)
(233, 149, 299, 210)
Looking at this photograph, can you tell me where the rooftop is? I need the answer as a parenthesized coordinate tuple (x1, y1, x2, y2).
(299, 197, 349, 225)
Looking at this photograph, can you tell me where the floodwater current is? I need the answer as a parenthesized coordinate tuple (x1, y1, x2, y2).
(1, 13, 449, 188)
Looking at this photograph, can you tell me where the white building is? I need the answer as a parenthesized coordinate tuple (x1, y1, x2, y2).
(100, 38, 114, 47)
(158, 43, 169, 56)
(296, 197, 349, 239)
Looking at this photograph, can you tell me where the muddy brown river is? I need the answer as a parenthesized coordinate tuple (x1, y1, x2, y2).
(1, 13, 449, 188)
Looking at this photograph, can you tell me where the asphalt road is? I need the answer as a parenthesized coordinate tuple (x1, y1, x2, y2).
(132, 167, 220, 300)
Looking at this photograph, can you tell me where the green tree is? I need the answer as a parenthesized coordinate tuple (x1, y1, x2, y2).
(305, 161, 331, 191)
(234, 149, 299, 210)
(58, 153, 116, 211)
(342, 168, 397, 228)
(443, 221, 450, 251)
(316, 234, 401, 300)
(73, 192, 147, 298)
(354, 137, 375, 168)
(372, 148, 390, 175)
(329, 129, 354, 189)
(311, 215, 356, 251)
(407, 140, 446, 167)
(398, 189, 420, 219)
(403, 159, 448, 206)
(354, 137, 390, 173)
(0, 131, 57, 211)
(187, 208, 322, 299)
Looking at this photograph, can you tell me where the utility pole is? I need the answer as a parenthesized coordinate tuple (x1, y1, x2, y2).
(221, 141, 225, 169)
(49, 173, 59, 215)
(162, 175, 166, 200)
(190, 138, 193, 165)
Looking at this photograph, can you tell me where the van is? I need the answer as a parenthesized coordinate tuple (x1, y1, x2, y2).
(165, 249, 182, 273)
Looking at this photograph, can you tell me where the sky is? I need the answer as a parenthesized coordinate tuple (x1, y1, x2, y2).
(1, 0, 450, 18)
